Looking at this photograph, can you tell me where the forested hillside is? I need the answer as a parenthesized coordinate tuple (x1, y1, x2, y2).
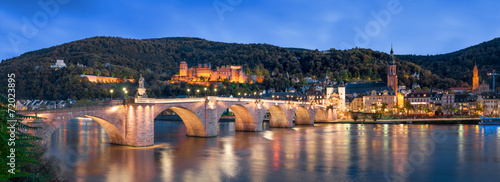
(1, 36, 487, 100)
(397, 38, 500, 90)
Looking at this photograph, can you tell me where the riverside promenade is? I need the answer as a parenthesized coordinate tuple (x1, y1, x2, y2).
(319, 117, 480, 124)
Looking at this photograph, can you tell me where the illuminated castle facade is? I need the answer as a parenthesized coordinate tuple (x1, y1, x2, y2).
(170, 61, 263, 85)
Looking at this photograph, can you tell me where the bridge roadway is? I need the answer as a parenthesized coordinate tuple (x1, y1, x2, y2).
(19, 97, 336, 147)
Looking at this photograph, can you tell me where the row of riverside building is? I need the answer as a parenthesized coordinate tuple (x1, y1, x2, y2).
(165, 47, 499, 118)
(324, 47, 499, 118)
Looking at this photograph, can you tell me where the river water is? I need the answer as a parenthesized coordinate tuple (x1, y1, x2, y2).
(45, 120, 500, 182)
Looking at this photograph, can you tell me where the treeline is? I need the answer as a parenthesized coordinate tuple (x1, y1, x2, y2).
(397, 37, 500, 90)
(1, 36, 490, 100)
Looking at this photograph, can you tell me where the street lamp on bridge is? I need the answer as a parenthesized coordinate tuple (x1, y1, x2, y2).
(204, 87, 207, 97)
(122, 88, 127, 99)
(197, 89, 200, 97)
(110, 89, 114, 101)
(214, 88, 217, 96)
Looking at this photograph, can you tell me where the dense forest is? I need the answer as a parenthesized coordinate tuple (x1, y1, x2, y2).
(398, 38, 500, 90)
(0, 36, 497, 100)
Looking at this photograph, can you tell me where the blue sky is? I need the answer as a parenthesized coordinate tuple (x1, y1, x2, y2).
(1, 0, 500, 61)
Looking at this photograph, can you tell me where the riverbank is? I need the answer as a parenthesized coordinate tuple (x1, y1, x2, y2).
(156, 115, 480, 124)
(317, 117, 480, 124)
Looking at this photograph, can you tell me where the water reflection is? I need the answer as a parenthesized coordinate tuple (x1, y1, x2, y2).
(47, 120, 500, 182)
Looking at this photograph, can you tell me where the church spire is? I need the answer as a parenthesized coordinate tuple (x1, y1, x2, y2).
(390, 44, 394, 55)
(387, 45, 398, 93)
(389, 45, 395, 65)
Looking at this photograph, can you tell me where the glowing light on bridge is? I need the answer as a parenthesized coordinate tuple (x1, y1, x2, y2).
(109, 106, 120, 112)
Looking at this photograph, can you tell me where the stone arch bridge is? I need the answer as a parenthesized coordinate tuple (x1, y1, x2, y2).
(19, 97, 336, 147)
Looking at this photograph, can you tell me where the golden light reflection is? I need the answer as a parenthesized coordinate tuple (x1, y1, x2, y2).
(272, 138, 281, 172)
(109, 106, 119, 112)
(262, 131, 274, 140)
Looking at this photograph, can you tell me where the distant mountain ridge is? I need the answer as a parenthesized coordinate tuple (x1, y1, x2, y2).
(0, 36, 498, 100)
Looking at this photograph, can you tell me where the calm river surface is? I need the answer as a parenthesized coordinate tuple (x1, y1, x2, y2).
(46, 120, 500, 182)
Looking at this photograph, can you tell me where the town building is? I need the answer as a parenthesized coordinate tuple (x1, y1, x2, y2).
(170, 61, 263, 85)
(450, 87, 469, 94)
(441, 94, 455, 115)
(304, 90, 325, 105)
(285, 87, 296, 93)
(350, 95, 364, 112)
(364, 89, 397, 113)
(477, 92, 499, 116)
(474, 81, 491, 95)
(454, 94, 477, 115)
(50, 59, 67, 69)
(405, 91, 431, 115)
(429, 92, 443, 114)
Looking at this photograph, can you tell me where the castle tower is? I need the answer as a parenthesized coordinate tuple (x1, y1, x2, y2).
(472, 63, 479, 92)
(387, 46, 398, 93)
(179, 61, 188, 76)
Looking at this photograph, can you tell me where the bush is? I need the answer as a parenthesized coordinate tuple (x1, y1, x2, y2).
(352, 114, 359, 121)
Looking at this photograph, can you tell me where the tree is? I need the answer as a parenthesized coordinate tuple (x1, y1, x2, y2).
(404, 101, 414, 115)
(0, 95, 59, 181)
(371, 113, 380, 121)
(352, 114, 359, 121)
(381, 103, 388, 113)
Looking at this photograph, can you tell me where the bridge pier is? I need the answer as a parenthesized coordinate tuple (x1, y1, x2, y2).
(203, 108, 218, 137)
(125, 104, 155, 147)
(326, 107, 337, 121)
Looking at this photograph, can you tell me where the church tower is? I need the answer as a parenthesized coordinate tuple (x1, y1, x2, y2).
(472, 63, 479, 92)
(387, 46, 398, 93)
(179, 61, 188, 76)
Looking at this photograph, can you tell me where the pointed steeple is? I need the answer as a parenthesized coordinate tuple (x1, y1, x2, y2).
(390, 44, 394, 55)
(389, 45, 395, 65)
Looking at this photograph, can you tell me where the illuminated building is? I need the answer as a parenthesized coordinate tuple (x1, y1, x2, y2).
(80, 75, 135, 83)
(170, 61, 263, 85)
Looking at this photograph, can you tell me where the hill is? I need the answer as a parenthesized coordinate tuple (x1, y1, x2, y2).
(0, 36, 465, 100)
(397, 38, 500, 90)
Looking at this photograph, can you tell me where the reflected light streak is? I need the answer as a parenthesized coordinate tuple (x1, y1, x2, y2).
(262, 131, 274, 140)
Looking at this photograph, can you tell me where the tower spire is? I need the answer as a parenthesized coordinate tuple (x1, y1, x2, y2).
(387, 44, 398, 93)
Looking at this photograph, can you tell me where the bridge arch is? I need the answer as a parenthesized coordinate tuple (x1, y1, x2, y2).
(21, 106, 128, 145)
(220, 104, 256, 132)
(83, 115, 125, 144)
(295, 106, 312, 125)
(314, 109, 327, 122)
(157, 107, 206, 137)
(267, 105, 288, 127)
